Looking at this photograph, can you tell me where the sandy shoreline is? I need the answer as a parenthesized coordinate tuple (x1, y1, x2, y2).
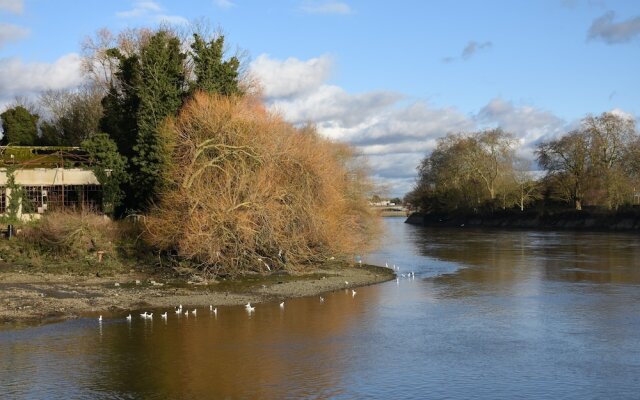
(0, 263, 394, 325)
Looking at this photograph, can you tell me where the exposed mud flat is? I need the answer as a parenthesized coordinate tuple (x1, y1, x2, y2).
(0, 263, 394, 325)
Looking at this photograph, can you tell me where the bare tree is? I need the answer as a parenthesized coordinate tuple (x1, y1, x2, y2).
(537, 130, 590, 210)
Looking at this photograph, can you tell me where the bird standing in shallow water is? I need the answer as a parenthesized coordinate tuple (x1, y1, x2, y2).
(140, 312, 147, 319)
(98, 315, 102, 322)
(280, 301, 285, 309)
(126, 314, 132, 321)
(161, 312, 167, 319)
(352, 290, 357, 297)
(320, 296, 325, 303)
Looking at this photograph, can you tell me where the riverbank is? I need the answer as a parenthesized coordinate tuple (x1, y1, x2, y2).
(0, 262, 394, 325)
(405, 209, 640, 231)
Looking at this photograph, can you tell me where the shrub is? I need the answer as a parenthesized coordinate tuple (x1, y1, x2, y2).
(144, 93, 379, 275)
(20, 211, 119, 258)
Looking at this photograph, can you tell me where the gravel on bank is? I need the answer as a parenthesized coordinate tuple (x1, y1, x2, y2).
(0, 264, 394, 325)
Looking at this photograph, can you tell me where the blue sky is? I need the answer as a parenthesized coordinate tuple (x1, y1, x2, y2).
(1, 0, 640, 196)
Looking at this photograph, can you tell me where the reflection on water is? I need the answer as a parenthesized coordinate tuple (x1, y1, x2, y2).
(2, 219, 640, 399)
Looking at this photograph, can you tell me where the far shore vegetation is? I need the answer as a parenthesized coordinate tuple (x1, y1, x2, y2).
(0, 25, 379, 278)
(405, 112, 640, 218)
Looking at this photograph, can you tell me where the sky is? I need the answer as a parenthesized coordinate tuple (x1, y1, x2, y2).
(1, 0, 640, 196)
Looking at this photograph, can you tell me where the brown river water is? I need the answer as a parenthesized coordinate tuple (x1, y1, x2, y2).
(1, 218, 640, 399)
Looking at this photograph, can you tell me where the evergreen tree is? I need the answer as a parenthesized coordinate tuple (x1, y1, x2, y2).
(99, 50, 141, 159)
(190, 33, 241, 95)
(0, 106, 39, 145)
(130, 30, 186, 209)
(81, 133, 129, 216)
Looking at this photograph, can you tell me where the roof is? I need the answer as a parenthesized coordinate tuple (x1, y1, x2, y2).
(0, 146, 92, 169)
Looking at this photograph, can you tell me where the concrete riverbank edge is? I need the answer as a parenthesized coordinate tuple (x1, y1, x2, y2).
(0, 263, 395, 325)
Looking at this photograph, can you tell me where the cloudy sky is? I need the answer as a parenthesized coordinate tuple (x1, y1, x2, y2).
(1, 0, 640, 196)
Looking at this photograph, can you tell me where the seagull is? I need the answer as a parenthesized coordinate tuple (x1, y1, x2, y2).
(191, 309, 197, 316)
(344, 281, 349, 286)
(212, 307, 218, 316)
(140, 312, 148, 318)
(98, 315, 103, 322)
(209, 305, 213, 311)
(126, 314, 132, 321)
(175, 307, 182, 314)
(161, 312, 167, 319)
(385, 262, 389, 269)
(147, 312, 153, 319)
(351, 290, 357, 297)
(246, 304, 255, 313)
(279, 301, 285, 309)
(320, 296, 325, 303)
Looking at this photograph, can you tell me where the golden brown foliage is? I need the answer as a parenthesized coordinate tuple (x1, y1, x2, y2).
(20, 211, 120, 257)
(144, 93, 379, 275)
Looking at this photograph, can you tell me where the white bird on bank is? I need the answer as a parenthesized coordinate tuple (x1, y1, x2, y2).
(385, 262, 389, 269)
(351, 290, 357, 297)
(344, 281, 349, 286)
(126, 314, 132, 321)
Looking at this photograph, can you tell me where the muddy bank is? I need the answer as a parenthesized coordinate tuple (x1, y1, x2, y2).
(0, 263, 394, 325)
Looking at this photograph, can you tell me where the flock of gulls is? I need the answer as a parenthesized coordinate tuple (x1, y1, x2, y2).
(97, 262, 416, 324)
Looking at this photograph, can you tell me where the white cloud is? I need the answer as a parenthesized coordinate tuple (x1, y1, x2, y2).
(0, 0, 23, 14)
(251, 54, 577, 196)
(0, 53, 84, 104)
(300, 1, 352, 15)
(250, 54, 333, 98)
(214, 0, 235, 9)
(117, 0, 162, 17)
(588, 11, 640, 44)
(0, 23, 29, 47)
(117, 0, 188, 25)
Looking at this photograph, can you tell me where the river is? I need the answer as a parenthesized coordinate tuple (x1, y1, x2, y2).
(2, 218, 640, 399)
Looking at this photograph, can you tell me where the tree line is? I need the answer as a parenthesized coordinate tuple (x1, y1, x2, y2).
(405, 112, 640, 213)
(0, 25, 378, 273)
(0, 26, 242, 215)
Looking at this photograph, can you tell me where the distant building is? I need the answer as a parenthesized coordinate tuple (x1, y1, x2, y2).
(0, 146, 102, 219)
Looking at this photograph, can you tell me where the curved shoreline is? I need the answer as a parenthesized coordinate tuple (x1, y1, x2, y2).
(0, 264, 395, 325)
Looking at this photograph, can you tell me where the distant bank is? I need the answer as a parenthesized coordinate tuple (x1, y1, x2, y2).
(405, 210, 640, 231)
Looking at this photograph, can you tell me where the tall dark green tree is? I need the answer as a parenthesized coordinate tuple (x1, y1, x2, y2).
(0, 106, 39, 145)
(81, 133, 129, 216)
(130, 30, 186, 209)
(190, 33, 241, 95)
(99, 50, 142, 159)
